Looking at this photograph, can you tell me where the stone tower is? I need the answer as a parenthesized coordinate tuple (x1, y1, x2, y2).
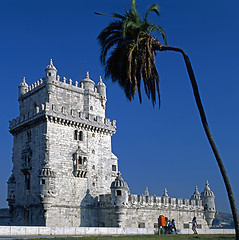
(201, 181, 216, 227)
(8, 60, 118, 226)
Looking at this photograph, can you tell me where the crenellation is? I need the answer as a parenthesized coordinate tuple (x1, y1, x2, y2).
(127, 192, 203, 210)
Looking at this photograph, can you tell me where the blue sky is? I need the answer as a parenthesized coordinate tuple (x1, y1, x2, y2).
(0, 0, 238, 214)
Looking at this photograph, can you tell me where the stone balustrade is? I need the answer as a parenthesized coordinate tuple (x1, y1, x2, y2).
(129, 194, 202, 208)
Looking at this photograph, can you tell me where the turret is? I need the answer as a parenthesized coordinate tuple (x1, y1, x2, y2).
(7, 173, 16, 210)
(111, 172, 129, 206)
(44, 59, 57, 96)
(80, 72, 95, 91)
(201, 181, 216, 227)
(96, 76, 107, 109)
(191, 186, 201, 200)
(45, 59, 57, 82)
(18, 77, 28, 97)
(39, 168, 55, 211)
(110, 172, 129, 227)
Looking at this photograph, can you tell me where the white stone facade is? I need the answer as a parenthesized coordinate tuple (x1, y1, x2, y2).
(3, 60, 216, 230)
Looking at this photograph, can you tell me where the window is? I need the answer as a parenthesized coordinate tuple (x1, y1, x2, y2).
(41, 179, 45, 185)
(74, 130, 84, 141)
(79, 131, 83, 141)
(74, 130, 78, 140)
(116, 190, 122, 196)
(197, 224, 202, 229)
(112, 165, 116, 171)
(25, 173, 30, 190)
(90, 106, 93, 110)
(22, 148, 32, 169)
(48, 72, 51, 76)
(138, 223, 145, 228)
(78, 156, 83, 165)
(72, 150, 87, 178)
(27, 131, 31, 142)
(183, 224, 189, 229)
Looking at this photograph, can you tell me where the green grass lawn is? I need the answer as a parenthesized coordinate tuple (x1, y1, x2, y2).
(28, 235, 235, 240)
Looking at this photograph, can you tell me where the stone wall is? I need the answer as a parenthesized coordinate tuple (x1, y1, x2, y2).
(0, 226, 235, 236)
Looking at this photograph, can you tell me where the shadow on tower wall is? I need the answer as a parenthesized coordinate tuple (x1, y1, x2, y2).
(80, 189, 99, 227)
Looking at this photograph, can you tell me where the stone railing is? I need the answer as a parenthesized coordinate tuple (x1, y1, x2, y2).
(128, 194, 202, 208)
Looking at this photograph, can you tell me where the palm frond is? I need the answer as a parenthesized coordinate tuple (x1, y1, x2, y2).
(148, 24, 167, 45)
(145, 4, 160, 20)
(130, 0, 140, 23)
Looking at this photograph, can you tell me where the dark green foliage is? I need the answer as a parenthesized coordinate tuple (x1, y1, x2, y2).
(97, 0, 166, 107)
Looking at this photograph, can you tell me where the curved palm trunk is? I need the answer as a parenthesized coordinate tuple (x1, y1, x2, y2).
(157, 45, 239, 239)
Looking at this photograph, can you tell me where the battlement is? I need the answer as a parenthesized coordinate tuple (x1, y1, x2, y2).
(98, 192, 203, 210)
(128, 194, 202, 208)
(9, 103, 46, 131)
(9, 101, 116, 134)
(19, 75, 105, 101)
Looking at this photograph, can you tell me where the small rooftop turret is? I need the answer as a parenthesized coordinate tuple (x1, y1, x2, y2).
(45, 59, 57, 81)
(111, 172, 129, 190)
(96, 76, 106, 94)
(191, 186, 201, 200)
(96, 76, 107, 108)
(80, 71, 95, 90)
(18, 77, 28, 97)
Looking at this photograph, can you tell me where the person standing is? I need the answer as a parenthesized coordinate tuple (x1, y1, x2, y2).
(158, 215, 166, 235)
(169, 219, 177, 233)
(192, 217, 198, 234)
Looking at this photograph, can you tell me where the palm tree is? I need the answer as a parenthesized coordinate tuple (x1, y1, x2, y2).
(95, 0, 239, 238)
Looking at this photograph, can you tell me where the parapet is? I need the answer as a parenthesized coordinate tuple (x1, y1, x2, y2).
(9, 101, 116, 134)
(128, 194, 203, 210)
(9, 103, 46, 132)
(18, 72, 106, 102)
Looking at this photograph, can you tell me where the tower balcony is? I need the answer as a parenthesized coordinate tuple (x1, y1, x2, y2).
(73, 165, 87, 178)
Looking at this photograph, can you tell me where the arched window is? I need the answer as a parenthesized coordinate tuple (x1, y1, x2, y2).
(74, 130, 78, 140)
(79, 131, 83, 141)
